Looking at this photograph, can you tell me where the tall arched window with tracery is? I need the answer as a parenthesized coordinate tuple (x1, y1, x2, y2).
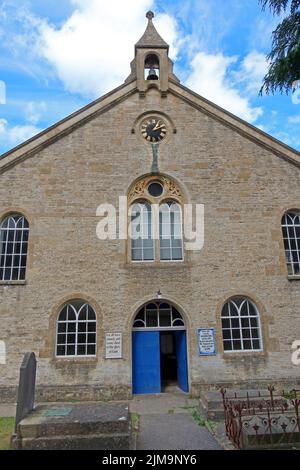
(0, 214, 29, 281)
(160, 202, 183, 261)
(130, 201, 154, 261)
(56, 300, 97, 357)
(281, 211, 300, 276)
(128, 176, 184, 263)
(221, 297, 263, 352)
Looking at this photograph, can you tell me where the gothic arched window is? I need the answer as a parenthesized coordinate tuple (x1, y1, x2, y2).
(128, 176, 184, 263)
(159, 201, 183, 261)
(281, 211, 300, 276)
(221, 297, 263, 352)
(56, 300, 97, 357)
(0, 214, 29, 281)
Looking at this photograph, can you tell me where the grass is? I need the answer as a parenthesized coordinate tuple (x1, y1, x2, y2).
(192, 409, 206, 427)
(131, 413, 139, 433)
(282, 390, 299, 401)
(0, 417, 15, 451)
(191, 409, 218, 435)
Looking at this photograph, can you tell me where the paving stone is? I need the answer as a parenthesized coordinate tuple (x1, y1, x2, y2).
(137, 413, 222, 450)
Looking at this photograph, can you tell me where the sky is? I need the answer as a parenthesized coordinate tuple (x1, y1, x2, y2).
(0, 0, 300, 155)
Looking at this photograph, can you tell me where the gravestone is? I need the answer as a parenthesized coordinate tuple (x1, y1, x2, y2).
(14, 352, 37, 433)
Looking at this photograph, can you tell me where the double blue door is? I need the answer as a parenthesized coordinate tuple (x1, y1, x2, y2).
(132, 331, 189, 394)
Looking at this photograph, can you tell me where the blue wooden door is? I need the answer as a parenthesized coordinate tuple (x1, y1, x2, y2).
(132, 331, 161, 394)
(175, 331, 189, 392)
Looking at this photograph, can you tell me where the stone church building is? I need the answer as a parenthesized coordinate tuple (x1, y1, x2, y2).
(0, 12, 299, 402)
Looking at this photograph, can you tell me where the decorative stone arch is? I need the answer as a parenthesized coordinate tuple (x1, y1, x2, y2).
(0, 207, 33, 227)
(41, 293, 104, 362)
(127, 173, 186, 206)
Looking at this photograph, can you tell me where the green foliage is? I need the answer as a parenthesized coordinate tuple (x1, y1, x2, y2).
(0, 417, 15, 451)
(192, 409, 206, 427)
(282, 389, 300, 400)
(261, 0, 300, 14)
(131, 413, 139, 432)
(259, 1, 300, 94)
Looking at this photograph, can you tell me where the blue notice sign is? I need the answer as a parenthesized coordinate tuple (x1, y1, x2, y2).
(198, 328, 216, 356)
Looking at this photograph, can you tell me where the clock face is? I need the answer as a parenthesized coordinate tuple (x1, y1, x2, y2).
(141, 118, 167, 143)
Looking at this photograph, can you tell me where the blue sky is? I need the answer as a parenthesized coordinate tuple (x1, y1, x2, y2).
(0, 0, 300, 155)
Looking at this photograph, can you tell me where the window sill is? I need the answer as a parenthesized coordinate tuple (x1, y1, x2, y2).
(0, 280, 26, 286)
(287, 275, 300, 281)
(222, 350, 266, 360)
(52, 356, 97, 365)
(125, 262, 190, 269)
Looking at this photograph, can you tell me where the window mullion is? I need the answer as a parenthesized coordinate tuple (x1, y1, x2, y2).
(2, 228, 8, 281)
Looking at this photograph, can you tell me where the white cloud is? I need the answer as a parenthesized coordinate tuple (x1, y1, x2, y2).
(236, 51, 268, 95)
(288, 115, 300, 124)
(0, 118, 7, 134)
(0, 118, 42, 150)
(154, 13, 181, 60)
(24, 101, 47, 125)
(30, 0, 180, 97)
(186, 52, 263, 123)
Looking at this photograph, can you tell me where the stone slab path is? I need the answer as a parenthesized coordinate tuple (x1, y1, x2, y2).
(130, 392, 222, 450)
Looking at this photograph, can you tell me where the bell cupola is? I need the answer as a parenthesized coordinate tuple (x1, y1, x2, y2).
(125, 11, 180, 97)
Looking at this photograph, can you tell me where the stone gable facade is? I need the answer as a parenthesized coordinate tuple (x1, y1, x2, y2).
(0, 12, 299, 402)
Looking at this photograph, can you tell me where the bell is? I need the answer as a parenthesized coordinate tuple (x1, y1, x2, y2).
(147, 68, 159, 81)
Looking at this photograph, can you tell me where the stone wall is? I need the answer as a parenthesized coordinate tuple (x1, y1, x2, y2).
(0, 86, 299, 401)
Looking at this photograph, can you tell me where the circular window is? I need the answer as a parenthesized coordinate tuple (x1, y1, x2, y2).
(148, 182, 164, 197)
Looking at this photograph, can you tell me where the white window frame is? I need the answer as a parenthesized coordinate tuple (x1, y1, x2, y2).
(0, 214, 29, 281)
(282, 211, 300, 277)
(130, 201, 155, 263)
(132, 301, 186, 331)
(56, 302, 97, 358)
(129, 200, 184, 264)
(159, 201, 184, 262)
(221, 298, 263, 353)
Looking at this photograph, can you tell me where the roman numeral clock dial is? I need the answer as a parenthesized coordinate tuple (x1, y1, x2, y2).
(141, 118, 167, 143)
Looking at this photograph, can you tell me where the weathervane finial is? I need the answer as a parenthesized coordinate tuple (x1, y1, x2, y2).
(146, 11, 154, 21)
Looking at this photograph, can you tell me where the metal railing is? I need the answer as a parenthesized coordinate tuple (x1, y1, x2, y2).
(221, 387, 300, 449)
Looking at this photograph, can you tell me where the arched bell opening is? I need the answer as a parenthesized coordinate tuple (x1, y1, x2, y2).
(144, 53, 160, 80)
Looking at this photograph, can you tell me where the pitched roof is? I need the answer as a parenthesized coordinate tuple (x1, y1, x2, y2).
(0, 80, 136, 173)
(169, 80, 300, 167)
(135, 11, 169, 50)
(0, 70, 299, 173)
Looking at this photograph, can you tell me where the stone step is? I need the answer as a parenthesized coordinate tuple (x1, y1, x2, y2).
(19, 433, 133, 450)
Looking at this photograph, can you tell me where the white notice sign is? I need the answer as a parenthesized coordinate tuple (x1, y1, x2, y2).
(198, 328, 216, 356)
(105, 333, 122, 359)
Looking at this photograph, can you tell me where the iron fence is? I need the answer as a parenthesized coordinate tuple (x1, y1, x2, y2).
(221, 387, 300, 449)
